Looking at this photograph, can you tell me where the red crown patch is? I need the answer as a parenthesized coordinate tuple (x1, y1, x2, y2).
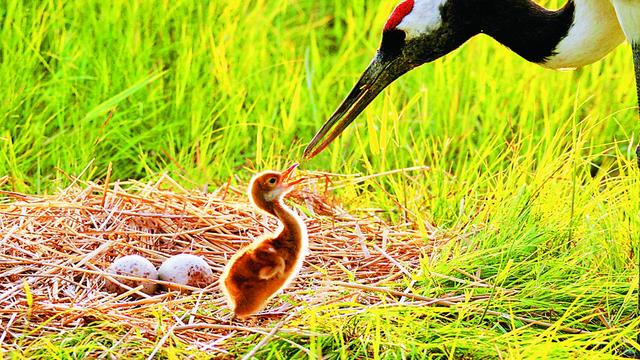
(384, 0, 415, 32)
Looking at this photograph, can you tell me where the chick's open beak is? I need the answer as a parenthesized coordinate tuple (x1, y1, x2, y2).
(281, 163, 304, 187)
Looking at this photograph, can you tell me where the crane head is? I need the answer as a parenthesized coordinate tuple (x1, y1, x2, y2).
(249, 163, 303, 214)
(304, 0, 474, 159)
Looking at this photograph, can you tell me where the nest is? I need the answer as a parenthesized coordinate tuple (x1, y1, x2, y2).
(0, 169, 452, 356)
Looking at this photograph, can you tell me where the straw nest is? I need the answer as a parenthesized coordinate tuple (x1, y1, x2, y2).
(0, 169, 453, 356)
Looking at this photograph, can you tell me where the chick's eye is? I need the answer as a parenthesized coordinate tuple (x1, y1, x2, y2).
(268, 177, 277, 185)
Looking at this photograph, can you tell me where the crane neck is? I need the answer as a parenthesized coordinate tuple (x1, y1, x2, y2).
(269, 197, 308, 248)
(472, 0, 624, 68)
(474, 0, 574, 64)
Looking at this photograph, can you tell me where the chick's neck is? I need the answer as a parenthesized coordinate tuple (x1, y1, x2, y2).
(270, 196, 306, 249)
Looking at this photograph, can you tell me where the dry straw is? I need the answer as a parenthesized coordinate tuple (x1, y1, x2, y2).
(0, 168, 582, 355)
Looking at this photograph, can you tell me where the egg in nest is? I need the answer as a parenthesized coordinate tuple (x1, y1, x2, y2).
(158, 254, 214, 291)
(104, 254, 158, 295)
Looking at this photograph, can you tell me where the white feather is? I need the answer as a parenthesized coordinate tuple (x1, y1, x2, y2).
(395, 0, 447, 39)
(544, 0, 625, 69)
(612, 0, 640, 44)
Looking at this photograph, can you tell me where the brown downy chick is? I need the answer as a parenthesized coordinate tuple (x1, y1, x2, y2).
(220, 163, 308, 319)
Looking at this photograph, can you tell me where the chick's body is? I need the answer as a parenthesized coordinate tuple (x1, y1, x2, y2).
(220, 165, 307, 318)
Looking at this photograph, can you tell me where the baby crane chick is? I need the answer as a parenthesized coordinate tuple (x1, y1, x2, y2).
(220, 164, 308, 319)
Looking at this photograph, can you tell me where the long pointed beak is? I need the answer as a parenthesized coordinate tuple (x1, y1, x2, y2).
(303, 53, 411, 159)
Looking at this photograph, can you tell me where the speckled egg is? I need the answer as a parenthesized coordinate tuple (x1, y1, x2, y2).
(104, 255, 158, 295)
(158, 254, 214, 291)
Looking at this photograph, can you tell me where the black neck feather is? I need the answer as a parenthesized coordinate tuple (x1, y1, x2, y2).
(453, 0, 575, 63)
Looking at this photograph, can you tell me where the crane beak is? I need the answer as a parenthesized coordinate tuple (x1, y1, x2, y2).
(303, 53, 411, 159)
(281, 163, 299, 181)
(281, 163, 304, 187)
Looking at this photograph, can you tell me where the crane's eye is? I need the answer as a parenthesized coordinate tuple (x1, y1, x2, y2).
(267, 177, 277, 185)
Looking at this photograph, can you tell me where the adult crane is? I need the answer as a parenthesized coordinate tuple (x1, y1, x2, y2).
(303, 0, 640, 165)
(303, 1, 640, 353)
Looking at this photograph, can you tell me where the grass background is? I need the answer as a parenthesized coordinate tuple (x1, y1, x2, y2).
(1, 0, 638, 358)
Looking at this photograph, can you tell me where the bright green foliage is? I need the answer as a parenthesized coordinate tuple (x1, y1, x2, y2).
(0, 0, 638, 358)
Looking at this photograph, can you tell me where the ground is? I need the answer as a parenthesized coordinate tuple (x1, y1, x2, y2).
(0, 0, 638, 358)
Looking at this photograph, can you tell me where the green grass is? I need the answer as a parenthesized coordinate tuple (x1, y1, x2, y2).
(0, 0, 638, 358)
